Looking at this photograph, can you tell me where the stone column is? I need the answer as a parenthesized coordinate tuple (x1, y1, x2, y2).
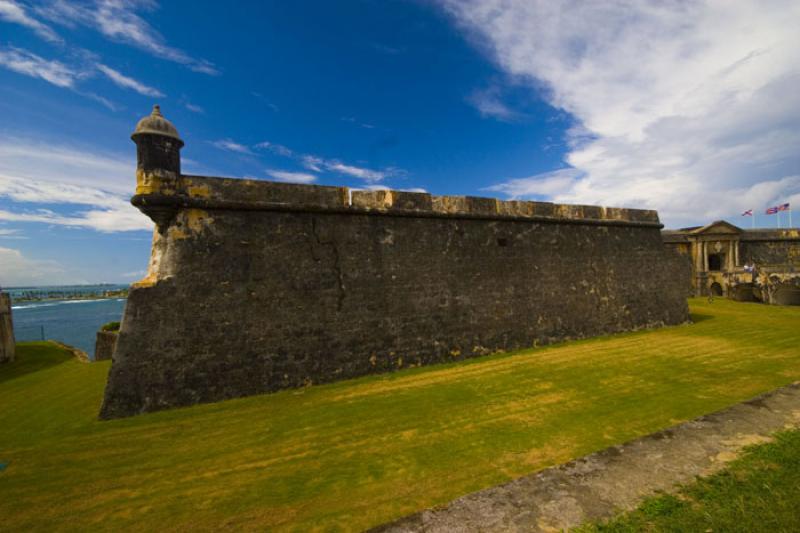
(734, 240, 740, 267)
(702, 241, 709, 271)
(727, 240, 734, 271)
(0, 290, 15, 363)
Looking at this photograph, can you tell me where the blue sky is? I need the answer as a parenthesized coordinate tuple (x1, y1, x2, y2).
(1, 1, 799, 286)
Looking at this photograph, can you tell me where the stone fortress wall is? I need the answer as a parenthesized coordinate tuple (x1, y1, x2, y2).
(100, 107, 690, 419)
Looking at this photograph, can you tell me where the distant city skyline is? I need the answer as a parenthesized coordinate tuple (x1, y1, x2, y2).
(1, 0, 798, 285)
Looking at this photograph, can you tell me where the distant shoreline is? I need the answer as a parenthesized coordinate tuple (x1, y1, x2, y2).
(12, 290, 129, 304)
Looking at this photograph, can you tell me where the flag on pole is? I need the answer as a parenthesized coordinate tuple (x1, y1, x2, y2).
(741, 209, 753, 216)
(765, 203, 789, 215)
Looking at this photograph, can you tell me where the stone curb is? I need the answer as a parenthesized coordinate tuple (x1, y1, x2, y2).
(372, 382, 800, 532)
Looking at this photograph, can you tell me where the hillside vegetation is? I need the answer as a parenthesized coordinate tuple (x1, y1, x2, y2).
(1, 299, 799, 531)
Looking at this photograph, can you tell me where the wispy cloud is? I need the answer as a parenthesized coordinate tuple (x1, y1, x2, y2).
(0, 0, 61, 42)
(265, 169, 317, 184)
(36, 0, 218, 74)
(466, 85, 521, 122)
(211, 139, 253, 155)
(0, 137, 151, 232)
(184, 102, 204, 113)
(483, 168, 584, 199)
(255, 141, 293, 157)
(439, 0, 800, 226)
(301, 155, 323, 172)
(341, 116, 376, 129)
(0, 45, 163, 107)
(257, 140, 401, 183)
(0, 47, 82, 88)
(176, 95, 204, 113)
(364, 184, 427, 193)
(325, 162, 390, 182)
(0, 228, 24, 238)
(97, 63, 164, 97)
(251, 92, 279, 111)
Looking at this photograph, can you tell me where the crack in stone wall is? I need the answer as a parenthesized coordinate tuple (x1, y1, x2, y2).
(310, 216, 345, 311)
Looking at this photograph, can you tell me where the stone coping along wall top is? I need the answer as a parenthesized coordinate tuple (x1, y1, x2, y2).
(132, 174, 662, 227)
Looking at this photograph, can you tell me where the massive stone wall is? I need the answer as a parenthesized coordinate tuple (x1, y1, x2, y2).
(100, 175, 690, 419)
(100, 107, 690, 418)
(0, 291, 15, 363)
(741, 231, 800, 266)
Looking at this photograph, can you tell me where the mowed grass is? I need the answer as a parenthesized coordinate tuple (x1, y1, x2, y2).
(0, 298, 799, 531)
(582, 428, 800, 532)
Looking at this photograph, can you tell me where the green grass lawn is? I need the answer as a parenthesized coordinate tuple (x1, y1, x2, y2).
(582, 428, 800, 532)
(1, 298, 799, 531)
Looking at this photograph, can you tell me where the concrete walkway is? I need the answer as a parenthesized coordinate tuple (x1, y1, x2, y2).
(373, 382, 800, 532)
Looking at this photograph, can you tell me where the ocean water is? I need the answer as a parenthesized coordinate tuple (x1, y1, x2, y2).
(11, 297, 127, 358)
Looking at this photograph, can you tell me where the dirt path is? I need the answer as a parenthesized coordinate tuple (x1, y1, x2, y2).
(373, 382, 800, 532)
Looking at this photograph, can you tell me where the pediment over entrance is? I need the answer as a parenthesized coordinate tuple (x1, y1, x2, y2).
(689, 220, 743, 236)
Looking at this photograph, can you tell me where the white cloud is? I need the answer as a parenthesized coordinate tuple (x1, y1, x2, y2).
(0, 246, 65, 287)
(97, 63, 164, 97)
(0, 47, 82, 88)
(184, 102, 204, 114)
(438, 0, 800, 226)
(466, 85, 520, 121)
(36, 0, 218, 74)
(484, 168, 583, 199)
(0, 180, 151, 232)
(257, 141, 400, 183)
(301, 155, 324, 172)
(0, 137, 152, 232)
(365, 185, 428, 193)
(211, 139, 253, 155)
(0, 0, 61, 42)
(265, 169, 317, 184)
(0, 47, 152, 108)
(0, 228, 24, 238)
(325, 161, 388, 182)
(255, 141, 293, 157)
(0, 137, 132, 193)
(341, 116, 376, 129)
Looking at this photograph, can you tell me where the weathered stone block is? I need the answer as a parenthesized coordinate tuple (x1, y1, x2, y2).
(94, 331, 118, 362)
(465, 196, 498, 216)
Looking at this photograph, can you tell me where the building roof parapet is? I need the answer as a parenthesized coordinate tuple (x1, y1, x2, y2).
(662, 226, 800, 241)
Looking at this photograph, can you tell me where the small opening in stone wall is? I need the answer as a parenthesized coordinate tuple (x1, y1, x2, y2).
(710, 282, 723, 296)
(497, 237, 508, 247)
(708, 253, 723, 271)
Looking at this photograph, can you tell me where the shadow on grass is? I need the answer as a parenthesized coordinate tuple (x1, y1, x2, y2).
(689, 313, 715, 324)
(0, 342, 74, 385)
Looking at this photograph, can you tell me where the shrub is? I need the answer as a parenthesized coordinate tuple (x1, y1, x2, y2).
(101, 321, 120, 332)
